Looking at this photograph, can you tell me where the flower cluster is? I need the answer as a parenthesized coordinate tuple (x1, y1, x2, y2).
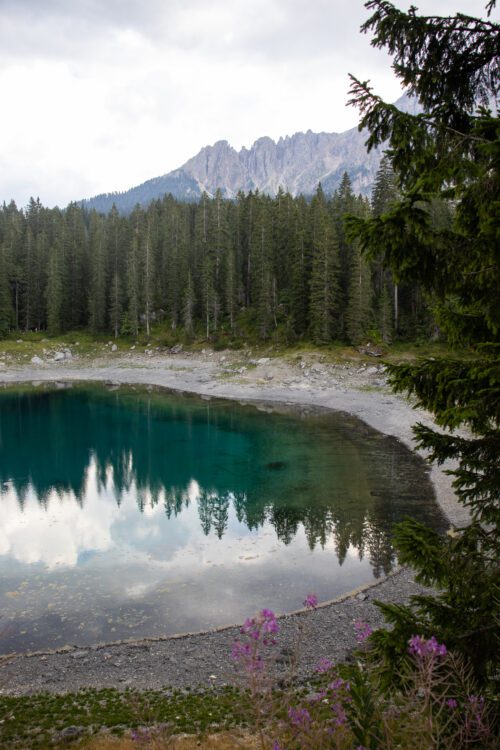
(231, 608, 279, 674)
(408, 634, 447, 659)
(353, 620, 373, 643)
(288, 706, 312, 728)
(303, 593, 318, 609)
(231, 597, 494, 750)
(240, 608, 279, 642)
(315, 657, 333, 674)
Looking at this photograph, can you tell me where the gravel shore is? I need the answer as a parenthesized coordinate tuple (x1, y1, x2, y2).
(0, 349, 465, 695)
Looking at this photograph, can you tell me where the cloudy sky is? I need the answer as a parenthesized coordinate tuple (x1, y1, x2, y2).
(0, 0, 492, 208)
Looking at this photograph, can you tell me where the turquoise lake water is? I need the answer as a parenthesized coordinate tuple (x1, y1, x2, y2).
(0, 384, 445, 653)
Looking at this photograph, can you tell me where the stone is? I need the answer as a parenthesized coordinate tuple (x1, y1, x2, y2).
(31, 356, 43, 365)
(53, 352, 65, 362)
(111, 343, 118, 352)
(171, 343, 183, 354)
(257, 357, 270, 365)
(70, 650, 88, 659)
(55, 726, 84, 741)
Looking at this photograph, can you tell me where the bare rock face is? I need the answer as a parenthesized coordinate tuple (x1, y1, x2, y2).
(82, 93, 419, 213)
(180, 129, 383, 199)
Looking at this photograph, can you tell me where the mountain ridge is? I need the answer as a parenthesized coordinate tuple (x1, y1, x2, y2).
(82, 92, 417, 214)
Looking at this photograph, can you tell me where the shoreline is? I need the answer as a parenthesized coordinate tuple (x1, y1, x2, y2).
(0, 351, 465, 695)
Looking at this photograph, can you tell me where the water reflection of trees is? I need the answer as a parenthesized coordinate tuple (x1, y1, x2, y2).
(0, 387, 446, 577)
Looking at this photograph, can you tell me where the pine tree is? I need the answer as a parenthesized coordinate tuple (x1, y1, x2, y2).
(159, 198, 189, 330)
(64, 203, 88, 330)
(2, 201, 24, 332)
(371, 155, 400, 338)
(289, 196, 310, 336)
(250, 196, 274, 339)
(377, 279, 393, 344)
(45, 216, 64, 335)
(309, 185, 339, 343)
(106, 205, 125, 338)
(88, 211, 107, 333)
(332, 173, 358, 338)
(142, 217, 155, 338)
(345, 239, 372, 344)
(109, 270, 123, 340)
(0, 243, 12, 337)
(182, 270, 195, 336)
(347, 0, 500, 685)
(126, 208, 141, 338)
(200, 254, 217, 340)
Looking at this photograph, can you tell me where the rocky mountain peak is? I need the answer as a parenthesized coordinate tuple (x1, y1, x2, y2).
(81, 93, 418, 213)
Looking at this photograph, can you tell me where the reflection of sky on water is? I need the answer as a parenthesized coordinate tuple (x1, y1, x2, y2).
(0, 459, 363, 577)
(0, 385, 446, 653)
(0, 456, 373, 652)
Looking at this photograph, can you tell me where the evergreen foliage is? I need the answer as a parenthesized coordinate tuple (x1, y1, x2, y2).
(0, 182, 431, 345)
(347, 0, 499, 686)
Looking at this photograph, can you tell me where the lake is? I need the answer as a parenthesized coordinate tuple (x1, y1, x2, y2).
(0, 383, 445, 653)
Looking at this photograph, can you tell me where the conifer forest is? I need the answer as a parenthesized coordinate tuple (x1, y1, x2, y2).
(0, 164, 435, 345)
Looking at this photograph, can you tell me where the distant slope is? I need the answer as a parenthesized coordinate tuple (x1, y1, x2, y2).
(81, 170, 203, 215)
(81, 93, 417, 214)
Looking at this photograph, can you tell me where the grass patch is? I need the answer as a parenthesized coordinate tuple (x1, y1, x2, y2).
(0, 330, 471, 370)
(0, 686, 252, 749)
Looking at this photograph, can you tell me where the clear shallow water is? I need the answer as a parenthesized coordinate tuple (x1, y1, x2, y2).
(0, 383, 445, 653)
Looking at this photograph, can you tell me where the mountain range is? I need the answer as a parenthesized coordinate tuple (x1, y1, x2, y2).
(82, 93, 417, 214)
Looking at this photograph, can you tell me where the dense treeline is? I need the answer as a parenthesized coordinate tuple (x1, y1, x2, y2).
(0, 166, 432, 344)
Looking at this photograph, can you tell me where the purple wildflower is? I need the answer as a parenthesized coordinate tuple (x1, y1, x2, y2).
(331, 700, 347, 726)
(303, 593, 318, 609)
(262, 615, 279, 635)
(354, 620, 373, 643)
(446, 698, 458, 709)
(426, 635, 447, 656)
(408, 634, 447, 659)
(315, 657, 333, 673)
(288, 706, 311, 727)
(329, 677, 347, 692)
(468, 694, 484, 705)
(231, 640, 251, 660)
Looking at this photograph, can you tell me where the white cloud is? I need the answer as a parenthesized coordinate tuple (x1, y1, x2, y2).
(0, 0, 494, 207)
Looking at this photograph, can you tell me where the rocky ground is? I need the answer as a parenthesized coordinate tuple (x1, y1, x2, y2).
(0, 346, 466, 696)
(1, 568, 432, 697)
